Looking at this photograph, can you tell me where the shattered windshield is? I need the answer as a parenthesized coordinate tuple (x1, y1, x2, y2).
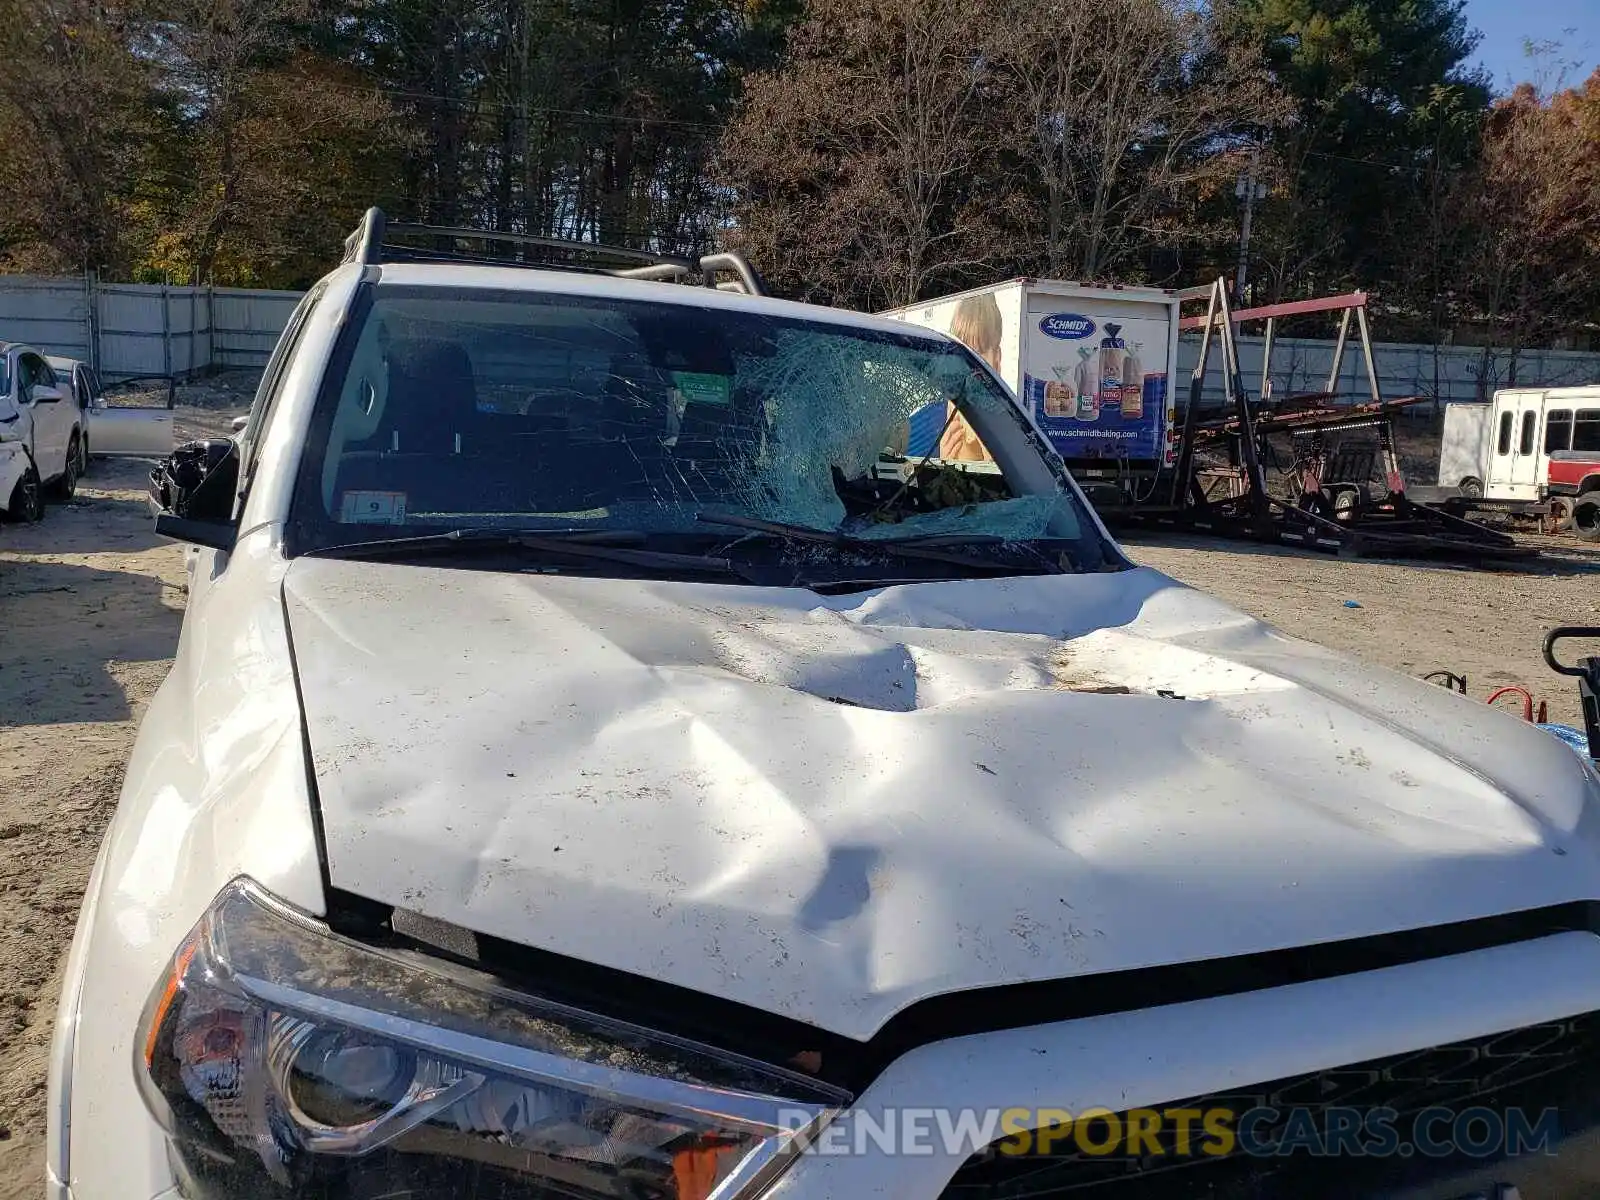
(288, 285, 1112, 575)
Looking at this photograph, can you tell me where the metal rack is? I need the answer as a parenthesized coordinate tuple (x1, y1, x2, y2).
(1106, 279, 1533, 561)
(339, 208, 769, 297)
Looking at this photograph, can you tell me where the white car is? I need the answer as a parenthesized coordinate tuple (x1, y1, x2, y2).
(48, 356, 178, 465)
(47, 211, 1600, 1200)
(0, 342, 84, 520)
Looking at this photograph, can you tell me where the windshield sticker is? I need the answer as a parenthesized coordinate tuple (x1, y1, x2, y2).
(340, 490, 408, 525)
(671, 371, 732, 407)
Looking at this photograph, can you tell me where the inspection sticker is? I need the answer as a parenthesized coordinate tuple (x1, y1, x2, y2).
(339, 490, 408, 525)
(671, 371, 732, 406)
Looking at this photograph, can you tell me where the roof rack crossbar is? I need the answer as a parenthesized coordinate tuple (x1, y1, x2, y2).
(614, 263, 695, 283)
(378, 244, 616, 275)
(385, 223, 695, 270)
(339, 208, 769, 296)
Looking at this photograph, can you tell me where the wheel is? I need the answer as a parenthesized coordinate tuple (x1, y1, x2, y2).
(1330, 485, 1366, 521)
(1573, 497, 1600, 543)
(50, 435, 80, 500)
(5, 465, 43, 523)
(1460, 477, 1484, 500)
(76, 432, 89, 478)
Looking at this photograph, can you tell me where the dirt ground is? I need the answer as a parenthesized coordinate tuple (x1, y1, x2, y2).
(0, 406, 235, 1198)
(0, 413, 1597, 1194)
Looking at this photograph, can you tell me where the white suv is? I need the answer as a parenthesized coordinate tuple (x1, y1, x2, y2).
(46, 211, 1600, 1200)
(0, 342, 84, 520)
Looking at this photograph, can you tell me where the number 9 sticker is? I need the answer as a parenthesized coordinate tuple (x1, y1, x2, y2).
(339, 490, 408, 525)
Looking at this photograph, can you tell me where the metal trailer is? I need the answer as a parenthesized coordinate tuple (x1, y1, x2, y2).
(1105, 279, 1533, 561)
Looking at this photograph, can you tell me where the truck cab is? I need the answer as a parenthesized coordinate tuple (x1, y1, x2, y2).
(1546, 450, 1600, 541)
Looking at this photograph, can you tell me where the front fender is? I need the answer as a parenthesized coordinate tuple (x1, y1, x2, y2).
(0, 441, 27, 510)
(63, 525, 326, 1198)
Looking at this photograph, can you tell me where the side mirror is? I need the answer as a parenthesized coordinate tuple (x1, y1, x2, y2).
(31, 384, 63, 404)
(231, 415, 249, 434)
(150, 437, 241, 555)
(155, 512, 238, 553)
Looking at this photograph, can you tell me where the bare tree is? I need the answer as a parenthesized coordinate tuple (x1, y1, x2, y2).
(721, 0, 1009, 308)
(986, 0, 1281, 280)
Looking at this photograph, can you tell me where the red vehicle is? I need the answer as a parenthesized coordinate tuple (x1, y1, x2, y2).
(1546, 451, 1600, 541)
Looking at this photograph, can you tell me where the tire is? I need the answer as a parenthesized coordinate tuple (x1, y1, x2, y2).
(5, 465, 43, 523)
(1574, 497, 1600, 543)
(76, 432, 89, 478)
(1330, 485, 1366, 521)
(1460, 477, 1484, 499)
(50, 435, 80, 500)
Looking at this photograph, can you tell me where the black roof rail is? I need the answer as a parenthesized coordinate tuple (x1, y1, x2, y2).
(340, 208, 769, 296)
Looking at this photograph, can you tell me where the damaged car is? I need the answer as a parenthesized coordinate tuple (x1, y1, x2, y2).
(46, 211, 1600, 1200)
(0, 342, 84, 521)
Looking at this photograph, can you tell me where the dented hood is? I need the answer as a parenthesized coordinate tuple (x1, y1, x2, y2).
(283, 559, 1600, 1040)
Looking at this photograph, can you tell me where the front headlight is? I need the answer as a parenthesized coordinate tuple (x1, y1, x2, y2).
(136, 880, 848, 1198)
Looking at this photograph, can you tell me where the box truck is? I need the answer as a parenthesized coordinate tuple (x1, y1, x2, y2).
(882, 279, 1182, 498)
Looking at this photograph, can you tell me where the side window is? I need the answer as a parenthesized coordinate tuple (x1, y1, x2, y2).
(1519, 411, 1537, 456)
(1496, 411, 1513, 455)
(19, 355, 53, 398)
(1574, 409, 1600, 453)
(1546, 409, 1573, 453)
(242, 284, 326, 477)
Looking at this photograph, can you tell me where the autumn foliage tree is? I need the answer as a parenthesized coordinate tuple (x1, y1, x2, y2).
(1453, 71, 1600, 384)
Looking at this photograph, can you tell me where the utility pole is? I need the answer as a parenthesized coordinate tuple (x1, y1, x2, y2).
(1234, 149, 1267, 306)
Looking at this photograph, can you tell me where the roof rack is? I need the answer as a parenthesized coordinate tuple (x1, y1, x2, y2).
(341, 208, 769, 297)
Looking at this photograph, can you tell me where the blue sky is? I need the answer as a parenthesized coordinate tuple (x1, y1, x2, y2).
(1465, 0, 1600, 92)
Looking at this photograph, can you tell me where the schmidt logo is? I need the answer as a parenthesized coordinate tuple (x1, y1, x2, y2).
(1039, 313, 1096, 340)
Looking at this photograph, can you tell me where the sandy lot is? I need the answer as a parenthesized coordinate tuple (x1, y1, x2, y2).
(0, 423, 1596, 1193)
(0, 405, 235, 1198)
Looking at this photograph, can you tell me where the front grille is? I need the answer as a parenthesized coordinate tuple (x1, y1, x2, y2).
(941, 1011, 1600, 1198)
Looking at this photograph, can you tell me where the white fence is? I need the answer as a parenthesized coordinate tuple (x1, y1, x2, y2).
(0, 274, 300, 380)
(4, 272, 1600, 403)
(1177, 334, 1600, 412)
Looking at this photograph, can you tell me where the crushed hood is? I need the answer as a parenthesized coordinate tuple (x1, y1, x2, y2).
(283, 559, 1600, 1040)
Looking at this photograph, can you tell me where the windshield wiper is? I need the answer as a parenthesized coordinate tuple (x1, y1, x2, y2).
(301, 527, 749, 578)
(695, 512, 1062, 574)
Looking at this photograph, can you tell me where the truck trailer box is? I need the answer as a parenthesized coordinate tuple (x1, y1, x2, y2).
(1436, 401, 1492, 495)
(882, 279, 1182, 468)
